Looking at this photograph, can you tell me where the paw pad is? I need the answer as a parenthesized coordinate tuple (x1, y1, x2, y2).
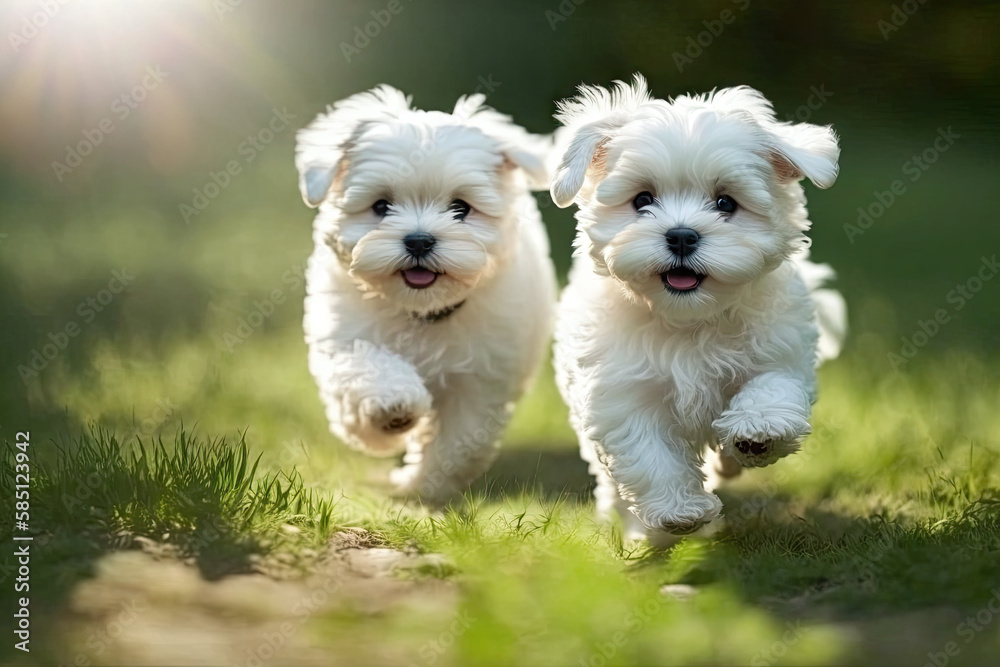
(661, 521, 707, 536)
(382, 415, 414, 433)
(735, 440, 770, 455)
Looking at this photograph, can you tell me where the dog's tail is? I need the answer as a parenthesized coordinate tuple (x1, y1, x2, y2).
(794, 251, 848, 364)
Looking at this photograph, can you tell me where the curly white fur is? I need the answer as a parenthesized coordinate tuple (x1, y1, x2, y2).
(550, 75, 846, 544)
(297, 86, 557, 506)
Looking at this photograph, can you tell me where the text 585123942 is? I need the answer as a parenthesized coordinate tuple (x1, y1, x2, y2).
(13, 431, 31, 653)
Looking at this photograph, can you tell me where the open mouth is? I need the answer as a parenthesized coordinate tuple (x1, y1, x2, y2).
(660, 267, 706, 293)
(401, 267, 439, 289)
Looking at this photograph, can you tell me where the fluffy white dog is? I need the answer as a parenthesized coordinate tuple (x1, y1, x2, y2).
(296, 85, 557, 506)
(550, 76, 846, 544)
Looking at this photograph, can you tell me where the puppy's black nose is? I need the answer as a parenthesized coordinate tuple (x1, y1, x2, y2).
(403, 232, 436, 258)
(665, 228, 700, 256)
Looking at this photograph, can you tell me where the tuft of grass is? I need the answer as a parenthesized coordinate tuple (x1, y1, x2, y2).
(1, 427, 343, 595)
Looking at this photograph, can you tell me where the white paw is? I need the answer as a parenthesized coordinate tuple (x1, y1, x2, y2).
(389, 463, 421, 494)
(389, 464, 460, 508)
(358, 385, 432, 436)
(713, 408, 808, 468)
(634, 489, 723, 536)
(643, 530, 686, 550)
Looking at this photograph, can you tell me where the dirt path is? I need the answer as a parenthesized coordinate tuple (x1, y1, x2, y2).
(55, 530, 458, 667)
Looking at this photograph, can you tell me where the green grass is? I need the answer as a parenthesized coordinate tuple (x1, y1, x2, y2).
(1, 429, 340, 600)
(2, 135, 1000, 665)
(4, 350, 1000, 665)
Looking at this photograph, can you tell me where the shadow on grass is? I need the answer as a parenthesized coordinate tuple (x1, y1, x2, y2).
(471, 444, 593, 502)
(0, 266, 76, 438)
(647, 486, 1000, 665)
(486, 444, 1000, 624)
(0, 263, 222, 444)
(647, 487, 1000, 619)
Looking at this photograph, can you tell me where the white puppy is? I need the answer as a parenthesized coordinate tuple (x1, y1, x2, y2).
(550, 76, 846, 543)
(297, 86, 557, 506)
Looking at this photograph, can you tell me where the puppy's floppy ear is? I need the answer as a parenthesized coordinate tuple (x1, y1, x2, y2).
(500, 139, 551, 191)
(295, 85, 412, 208)
(455, 94, 551, 191)
(549, 120, 615, 208)
(765, 121, 840, 190)
(298, 164, 340, 209)
(549, 74, 653, 208)
(707, 86, 840, 190)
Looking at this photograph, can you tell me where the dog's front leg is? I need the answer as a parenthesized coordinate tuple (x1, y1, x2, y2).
(391, 376, 511, 507)
(311, 339, 432, 456)
(713, 371, 813, 468)
(599, 407, 723, 538)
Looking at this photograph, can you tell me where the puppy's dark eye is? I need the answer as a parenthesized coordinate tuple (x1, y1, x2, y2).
(715, 195, 738, 214)
(449, 199, 471, 221)
(632, 191, 656, 212)
(372, 199, 391, 217)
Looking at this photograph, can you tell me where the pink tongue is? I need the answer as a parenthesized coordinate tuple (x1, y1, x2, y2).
(667, 273, 699, 290)
(402, 268, 437, 286)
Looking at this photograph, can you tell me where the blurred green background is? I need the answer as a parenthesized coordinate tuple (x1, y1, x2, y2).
(1, 0, 998, 442)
